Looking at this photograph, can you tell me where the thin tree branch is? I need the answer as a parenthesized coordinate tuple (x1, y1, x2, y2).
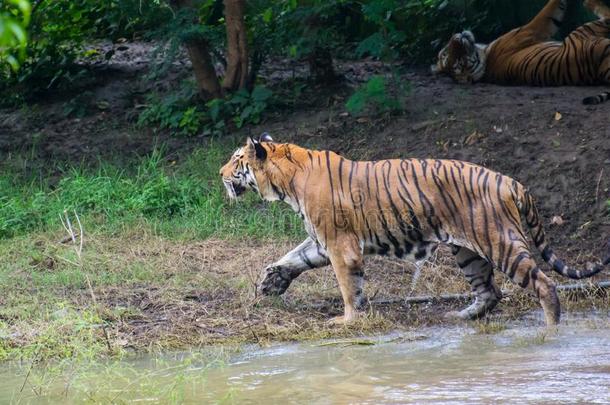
(372, 281, 610, 306)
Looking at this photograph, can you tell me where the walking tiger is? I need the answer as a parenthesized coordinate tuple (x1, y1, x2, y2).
(220, 135, 609, 326)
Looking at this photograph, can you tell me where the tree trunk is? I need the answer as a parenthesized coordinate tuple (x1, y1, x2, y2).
(185, 37, 222, 101)
(222, 0, 249, 92)
(308, 47, 337, 84)
(171, 0, 222, 101)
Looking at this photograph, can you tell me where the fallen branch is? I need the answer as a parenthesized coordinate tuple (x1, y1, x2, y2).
(557, 280, 610, 294)
(314, 339, 376, 347)
(371, 280, 610, 306)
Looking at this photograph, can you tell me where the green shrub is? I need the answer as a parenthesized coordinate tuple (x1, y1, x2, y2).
(0, 0, 171, 101)
(138, 83, 273, 136)
(0, 0, 31, 71)
(206, 85, 273, 132)
(137, 80, 203, 137)
(346, 75, 408, 115)
(356, 0, 406, 60)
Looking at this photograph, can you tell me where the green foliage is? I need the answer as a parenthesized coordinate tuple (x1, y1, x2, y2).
(356, 0, 405, 60)
(283, 0, 357, 60)
(207, 85, 274, 131)
(0, 143, 302, 240)
(6, 0, 103, 93)
(138, 82, 273, 136)
(346, 75, 408, 115)
(352, 0, 469, 62)
(145, 6, 224, 81)
(137, 80, 203, 137)
(0, 0, 31, 71)
(1, 0, 171, 99)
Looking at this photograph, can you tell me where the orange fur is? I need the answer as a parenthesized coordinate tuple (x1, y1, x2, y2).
(221, 138, 608, 326)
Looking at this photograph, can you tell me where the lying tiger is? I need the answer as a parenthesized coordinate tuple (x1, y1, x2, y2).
(220, 135, 609, 326)
(433, 0, 610, 104)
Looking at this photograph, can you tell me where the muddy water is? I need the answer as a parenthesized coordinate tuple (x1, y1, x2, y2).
(2, 314, 610, 404)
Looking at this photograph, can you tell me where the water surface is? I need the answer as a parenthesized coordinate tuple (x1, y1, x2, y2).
(2, 313, 609, 404)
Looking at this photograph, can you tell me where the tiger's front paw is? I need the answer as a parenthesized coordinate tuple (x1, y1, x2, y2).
(260, 266, 293, 296)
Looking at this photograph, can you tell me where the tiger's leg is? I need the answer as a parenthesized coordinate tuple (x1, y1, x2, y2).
(567, 19, 610, 40)
(565, 0, 610, 40)
(260, 237, 330, 296)
(498, 244, 560, 326)
(326, 234, 365, 324)
(445, 246, 502, 320)
(585, 0, 610, 20)
(522, 0, 568, 40)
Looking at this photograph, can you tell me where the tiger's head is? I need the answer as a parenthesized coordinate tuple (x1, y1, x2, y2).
(431, 30, 486, 84)
(219, 133, 286, 202)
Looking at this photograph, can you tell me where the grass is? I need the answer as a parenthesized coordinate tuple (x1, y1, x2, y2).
(0, 140, 307, 362)
(473, 320, 508, 335)
(0, 141, 304, 241)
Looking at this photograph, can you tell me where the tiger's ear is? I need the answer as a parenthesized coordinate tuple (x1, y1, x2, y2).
(246, 137, 267, 160)
(258, 132, 273, 143)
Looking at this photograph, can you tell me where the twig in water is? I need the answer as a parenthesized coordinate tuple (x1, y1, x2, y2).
(315, 339, 376, 347)
(18, 346, 41, 402)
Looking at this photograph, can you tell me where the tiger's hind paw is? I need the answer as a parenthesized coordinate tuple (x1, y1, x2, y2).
(584, 0, 610, 19)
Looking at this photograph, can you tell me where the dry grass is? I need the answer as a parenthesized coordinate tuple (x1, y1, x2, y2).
(0, 230, 608, 361)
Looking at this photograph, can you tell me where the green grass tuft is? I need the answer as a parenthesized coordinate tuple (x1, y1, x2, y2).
(0, 143, 304, 241)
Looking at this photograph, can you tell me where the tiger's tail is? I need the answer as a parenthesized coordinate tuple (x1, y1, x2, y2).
(520, 190, 609, 279)
(582, 91, 610, 105)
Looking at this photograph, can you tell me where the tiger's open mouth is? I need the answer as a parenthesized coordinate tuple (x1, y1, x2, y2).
(223, 180, 246, 199)
(233, 183, 246, 196)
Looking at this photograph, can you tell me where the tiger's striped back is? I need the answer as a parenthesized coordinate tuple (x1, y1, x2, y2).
(484, 24, 610, 87)
(221, 137, 609, 326)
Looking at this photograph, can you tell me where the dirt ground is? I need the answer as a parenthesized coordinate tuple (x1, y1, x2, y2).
(0, 41, 609, 352)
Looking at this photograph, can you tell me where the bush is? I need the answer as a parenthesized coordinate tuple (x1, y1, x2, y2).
(0, 0, 171, 101)
(346, 74, 409, 115)
(0, 0, 31, 71)
(138, 82, 274, 136)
